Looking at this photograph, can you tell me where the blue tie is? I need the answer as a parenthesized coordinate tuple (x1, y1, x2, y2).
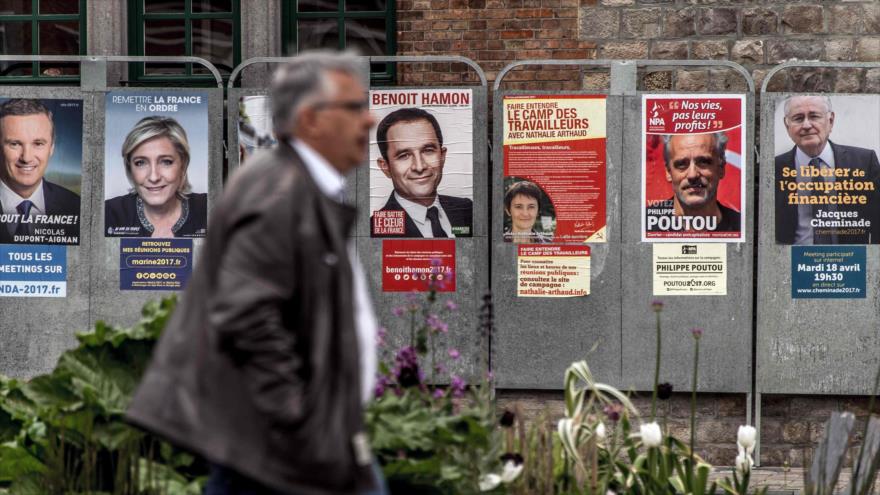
(15, 200, 34, 237)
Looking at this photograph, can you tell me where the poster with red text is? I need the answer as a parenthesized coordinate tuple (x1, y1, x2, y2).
(642, 94, 746, 243)
(382, 239, 455, 292)
(503, 95, 606, 244)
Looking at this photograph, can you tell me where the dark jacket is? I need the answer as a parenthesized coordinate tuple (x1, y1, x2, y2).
(126, 142, 373, 494)
(371, 192, 473, 237)
(0, 179, 80, 244)
(775, 142, 880, 244)
(104, 192, 208, 237)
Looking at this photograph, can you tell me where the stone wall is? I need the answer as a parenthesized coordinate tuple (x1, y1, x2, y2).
(497, 390, 880, 467)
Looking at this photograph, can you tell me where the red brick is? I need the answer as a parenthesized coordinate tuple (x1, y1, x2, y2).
(500, 29, 534, 39)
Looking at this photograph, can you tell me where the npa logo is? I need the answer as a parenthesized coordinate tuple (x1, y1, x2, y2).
(648, 101, 666, 128)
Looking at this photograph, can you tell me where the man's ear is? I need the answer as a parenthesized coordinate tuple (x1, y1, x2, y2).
(718, 161, 725, 180)
(828, 111, 835, 129)
(439, 146, 447, 165)
(665, 166, 672, 183)
(377, 158, 391, 178)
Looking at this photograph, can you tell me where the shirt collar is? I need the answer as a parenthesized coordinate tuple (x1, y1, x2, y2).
(0, 179, 45, 214)
(291, 139, 347, 200)
(795, 142, 836, 169)
(393, 192, 440, 224)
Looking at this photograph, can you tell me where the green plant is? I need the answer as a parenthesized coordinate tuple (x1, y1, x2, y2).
(367, 280, 503, 494)
(0, 296, 206, 494)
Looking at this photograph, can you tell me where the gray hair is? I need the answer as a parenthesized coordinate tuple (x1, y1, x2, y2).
(783, 95, 833, 118)
(662, 132, 728, 168)
(122, 115, 192, 197)
(270, 50, 365, 139)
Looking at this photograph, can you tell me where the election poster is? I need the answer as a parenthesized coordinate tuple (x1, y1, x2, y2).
(0, 245, 66, 297)
(773, 95, 880, 245)
(642, 94, 746, 242)
(104, 91, 209, 238)
(503, 95, 606, 244)
(0, 98, 83, 245)
(791, 246, 866, 298)
(382, 239, 455, 292)
(238, 95, 276, 164)
(369, 89, 473, 238)
(652, 243, 726, 296)
(120, 238, 193, 291)
(517, 245, 590, 297)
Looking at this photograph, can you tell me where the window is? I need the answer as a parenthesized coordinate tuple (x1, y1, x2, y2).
(0, 0, 87, 83)
(128, 0, 240, 85)
(282, 0, 396, 85)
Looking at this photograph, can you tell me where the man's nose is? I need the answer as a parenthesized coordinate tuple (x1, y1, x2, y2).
(411, 152, 427, 172)
(19, 145, 33, 163)
(685, 161, 700, 180)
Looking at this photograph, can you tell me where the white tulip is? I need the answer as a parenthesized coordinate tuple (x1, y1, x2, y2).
(640, 422, 662, 448)
(595, 421, 607, 441)
(735, 452, 753, 475)
(479, 473, 501, 491)
(500, 460, 524, 484)
(737, 425, 756, 455)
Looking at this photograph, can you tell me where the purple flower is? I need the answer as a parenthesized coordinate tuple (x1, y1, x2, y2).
(405, 291, 420, 305)
(691, 327, 704, 339)
(450, 375, 467, 398)
(434, 362, 447, 375)
(376, 326, 387, 347)
(426, 314, 449, 334)
(657, 382, 673, 400)
(448, 348, 460, 360)
(430, 257, 442, 267)
(604, 403, 623, 422)
(651, 299, 664, 312)
(392, 306, 405, 318)
(374, 374, 393, 398)
(395, 346, 418, 368)
(433, 388, 446, 399)
(499, 409, 515, 428)
(445, 299, 459, 311)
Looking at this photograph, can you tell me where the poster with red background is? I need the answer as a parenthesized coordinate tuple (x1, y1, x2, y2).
(642, 94, 746, 242)
(382, 239, 455, 292)
(502, 95, 607, 243)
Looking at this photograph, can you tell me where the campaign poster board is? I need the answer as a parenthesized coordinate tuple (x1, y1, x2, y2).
(773, 95, 880, 245)
(104, 91, 209, 238)
(238, 95, 276, 164)
(0, 244, 66, 297)
(652, 243, 727, 296)
(119, 238, 193, 291)
(0, 98, 83, 245)
(369, 89, 473, 238)
(517, 245, 590, 297)
(642, 94, 746, 243)
(791, 246, 866, 299)
(381, 239, 456, 292)
(502, 95, 607, 244)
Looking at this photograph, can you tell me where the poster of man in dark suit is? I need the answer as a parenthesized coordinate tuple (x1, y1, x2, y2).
(369, 90, 473, 238)
(0, 98, 82, 245)
(775, 95, 880, 245)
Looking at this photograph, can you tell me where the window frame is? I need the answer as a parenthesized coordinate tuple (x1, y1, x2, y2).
(127, 0, 241, 86)
(0, 0, 88, 84)
(281, 0, 396, 85)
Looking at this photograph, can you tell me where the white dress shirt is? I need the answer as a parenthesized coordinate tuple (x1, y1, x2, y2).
(794, 144, 835, 245)
(292, 139, 378, 404)
(393, 192, 453, 237)
(0, 179, 45, 235)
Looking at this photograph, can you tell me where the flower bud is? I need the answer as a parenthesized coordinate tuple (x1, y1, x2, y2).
(737, 425, 757, 454)
(640, 422, 662, 448)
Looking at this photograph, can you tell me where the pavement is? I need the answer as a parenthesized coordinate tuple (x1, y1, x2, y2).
(710, 466, 878, 494)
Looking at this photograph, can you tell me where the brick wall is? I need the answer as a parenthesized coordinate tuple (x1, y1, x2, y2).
(497, 390, 880, 467)
(397, 0, 880, 92)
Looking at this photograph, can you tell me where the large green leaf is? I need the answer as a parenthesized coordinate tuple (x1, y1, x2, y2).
(0, 442, 45, 483)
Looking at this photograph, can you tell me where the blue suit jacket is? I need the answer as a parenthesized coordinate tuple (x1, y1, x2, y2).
(0, 179, 81, 244)
(775, 141, 880, 244)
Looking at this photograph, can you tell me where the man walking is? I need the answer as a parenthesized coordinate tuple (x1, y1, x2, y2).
(127, 52, 385, 495)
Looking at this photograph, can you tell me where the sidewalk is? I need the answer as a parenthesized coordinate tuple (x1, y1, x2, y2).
(711, 467, 878, 494)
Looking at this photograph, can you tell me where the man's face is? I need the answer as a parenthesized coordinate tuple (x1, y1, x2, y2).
(784, 96, 834, 157)
(0, 113, 54, 198)
(300, 71, 374, 173)
(378, 119, 446, 207)
(665, 134, 724, 211)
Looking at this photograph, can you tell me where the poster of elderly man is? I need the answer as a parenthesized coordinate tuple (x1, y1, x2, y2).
(104, 91, 209, 238)
(642, 94, 746, 243)
(773, 94, 880, 245)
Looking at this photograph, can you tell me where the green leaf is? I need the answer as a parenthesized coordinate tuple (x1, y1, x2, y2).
(0, 442, 46, 483)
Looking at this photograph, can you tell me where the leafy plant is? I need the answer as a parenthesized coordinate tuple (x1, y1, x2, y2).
(0, 296, 207, 494)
